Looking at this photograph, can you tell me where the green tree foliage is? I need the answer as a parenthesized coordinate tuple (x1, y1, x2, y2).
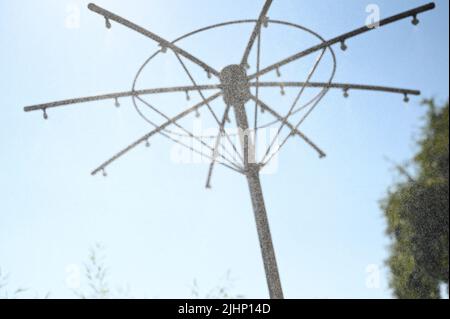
(382, 99, 449, 299)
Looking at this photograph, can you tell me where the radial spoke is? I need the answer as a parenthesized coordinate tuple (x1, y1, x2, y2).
(91, 93, 222, 175)
(262, 89, 328, 167)
(174, 52, 245, 163)
(249, 82, 421, 96)
(205, 104, 234, 189)
(262, 49, 326, 163)
(241, 0, 273, 66)
(161, 130, 244, 175)
(250, 95, 326, 159)
(136, 96, 241, 171)
(88, 3, 220, 78)
(23, 85, 221, 113)
(133, 101, 242, 174)
(254, 30, 262, 145)
(248, 3, 436, 80)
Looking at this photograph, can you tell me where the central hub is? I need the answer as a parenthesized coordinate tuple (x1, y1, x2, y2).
(220, 65, 251, 106)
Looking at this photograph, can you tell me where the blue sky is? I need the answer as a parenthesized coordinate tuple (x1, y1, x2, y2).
(0, 0, 448, 298)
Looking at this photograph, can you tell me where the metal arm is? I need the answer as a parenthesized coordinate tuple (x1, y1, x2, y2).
(23, 85, 221, 113)
(250, 95, 326, 158)
(250, 82, 420, 97)
(241, 0, 273, 67)
(91, 92, 222, 176)
(88, 3, 220, 78)
(248, 2, 436, 80)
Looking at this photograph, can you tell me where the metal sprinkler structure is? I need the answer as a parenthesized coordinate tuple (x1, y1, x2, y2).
(24, 1, 436, 299)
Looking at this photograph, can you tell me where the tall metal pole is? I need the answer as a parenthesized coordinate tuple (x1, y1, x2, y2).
(220, 63, 283, 298)
(232, 97, 284, 299)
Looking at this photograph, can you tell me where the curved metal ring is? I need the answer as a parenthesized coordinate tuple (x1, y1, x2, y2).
(131, 19, 337, 138)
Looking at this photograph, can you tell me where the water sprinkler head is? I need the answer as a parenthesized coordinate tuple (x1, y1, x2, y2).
(104, 17, 112, 29)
